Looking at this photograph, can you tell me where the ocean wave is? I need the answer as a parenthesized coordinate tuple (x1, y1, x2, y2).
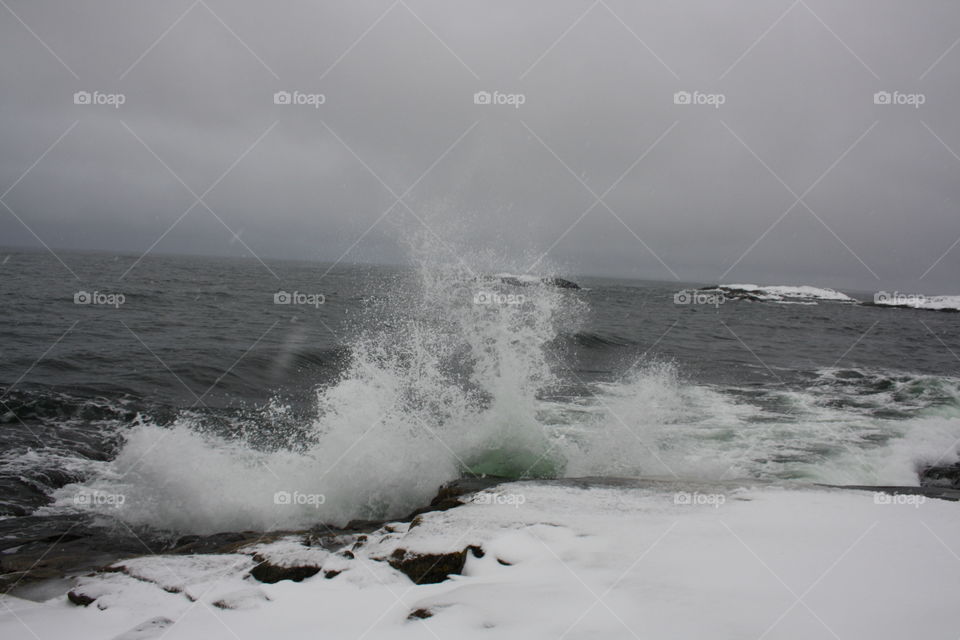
(47, 238, 960, 533)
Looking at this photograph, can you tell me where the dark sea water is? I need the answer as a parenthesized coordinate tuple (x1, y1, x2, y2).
(1, 248, 959, 533)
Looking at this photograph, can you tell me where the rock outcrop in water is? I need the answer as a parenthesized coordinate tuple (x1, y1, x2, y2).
(694, 284, 960, 312)
(494, 274, 581, 289)
(697, 284, 857, 304)
(919, 462, 960, 488)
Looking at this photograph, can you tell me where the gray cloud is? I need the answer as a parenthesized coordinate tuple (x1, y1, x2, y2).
(1, 0, 959, 292)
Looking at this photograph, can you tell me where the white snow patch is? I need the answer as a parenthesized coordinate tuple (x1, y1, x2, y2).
(722, 284, 858, 303)
(3, 482, 959, 639)
(874, 292, 960, 311)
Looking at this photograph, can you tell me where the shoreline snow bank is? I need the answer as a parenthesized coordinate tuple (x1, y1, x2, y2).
(2, 482, 959, 639)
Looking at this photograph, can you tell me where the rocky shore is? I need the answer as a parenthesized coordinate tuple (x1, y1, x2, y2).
(3, 478, 959, 639)
(3, 475, 958, 599)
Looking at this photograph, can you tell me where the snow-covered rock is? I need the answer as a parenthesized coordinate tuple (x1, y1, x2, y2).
(3, 481, 959, 639)
(872, 291, 960, 312)
(705, 284, 858, 304)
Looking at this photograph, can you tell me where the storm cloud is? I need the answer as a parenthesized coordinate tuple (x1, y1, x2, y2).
(2, 0, 959, 292)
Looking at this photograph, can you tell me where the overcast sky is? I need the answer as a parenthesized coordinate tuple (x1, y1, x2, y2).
(1, 0, 959, 292)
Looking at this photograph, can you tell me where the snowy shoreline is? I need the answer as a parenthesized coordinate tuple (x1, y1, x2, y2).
(3, 478, 959, 639)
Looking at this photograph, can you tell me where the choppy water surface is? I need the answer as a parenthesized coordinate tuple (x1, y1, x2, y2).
(1, 243, 958, 532)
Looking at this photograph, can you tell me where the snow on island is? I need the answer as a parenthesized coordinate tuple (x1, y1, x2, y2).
(699, 284, 859, 304)
(871, 291, 960, 312)
(3, 480, 960, 639)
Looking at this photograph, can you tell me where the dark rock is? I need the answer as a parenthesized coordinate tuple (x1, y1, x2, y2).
(388, 545, 483, 585)
(324, 569, 341, 579)
(920, 463, 960, 489)
(495, 275, 581, 290)
(541, 277, 581, 290)
(345, 519, 389, 531)
(698, 286, 764, 302)
(67, 589, 96, 606)
(302, 527, 370, 551)
(249, 556, 321, 584)
(0, 514, 164, 594)
(0, 476, 505, 593)
(406, 477, 509, 520)
(408, 608, 433, 620)
(822, 483, 960, 502)
(351, 535, 369, 551)
(861, 301, 960, 313)
(169, 531, 257, 554)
